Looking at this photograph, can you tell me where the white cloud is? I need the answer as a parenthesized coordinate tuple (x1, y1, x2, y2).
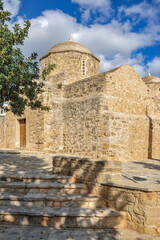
(71, 21, 157, 58)
(10, 8, 159, 78)
(148, 57, 160, 77)
(21, 10, 81, 58)
(3, 0, 21, 17)
(2, 0, 160, 79)
(99, 53, 146, 77)
(131, 64, 146, 77)
(72, 0, 109, 8)
(72, 0, 113, 23)
(19, 10, 159, 61)
(119, 1, 159, 22)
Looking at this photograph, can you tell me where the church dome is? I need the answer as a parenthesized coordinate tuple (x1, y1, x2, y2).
(40, 39, 100, 82)
(40, 40, 94, 60)
(143, 75, 160, 83)
(48, 40, 91, 54)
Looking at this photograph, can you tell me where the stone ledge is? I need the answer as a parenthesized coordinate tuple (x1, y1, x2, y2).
(52, 155, 122, 185)
(103, 180, 160, 192)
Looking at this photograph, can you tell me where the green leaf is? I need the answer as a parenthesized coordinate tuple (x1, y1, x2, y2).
(0, 0, 55, 116)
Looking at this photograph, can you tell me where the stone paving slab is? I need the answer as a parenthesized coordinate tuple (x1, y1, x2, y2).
(120, 158, 160, 191)
(0, 205, 123, 217)
(0, 225, 159, 240)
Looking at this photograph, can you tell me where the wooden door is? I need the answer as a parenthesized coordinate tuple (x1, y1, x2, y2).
(19, 119, 26, 147)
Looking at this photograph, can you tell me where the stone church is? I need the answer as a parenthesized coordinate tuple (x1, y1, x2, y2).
(1, 39, 160, 162)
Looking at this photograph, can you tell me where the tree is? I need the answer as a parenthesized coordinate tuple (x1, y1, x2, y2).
(0, 0, 54, 115)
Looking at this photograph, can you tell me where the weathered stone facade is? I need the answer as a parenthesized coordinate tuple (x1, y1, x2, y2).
(40, 41, 100, 83)
(1, 40, 160, 162)
(102, 186, 160, 235)
(1, 39, 160, 238)
(143, 75, 160, 110)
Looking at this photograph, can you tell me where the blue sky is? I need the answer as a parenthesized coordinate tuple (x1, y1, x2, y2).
(3, 0, 160, 77)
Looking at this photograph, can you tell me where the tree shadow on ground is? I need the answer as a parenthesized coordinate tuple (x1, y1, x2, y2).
(132, 160, 160, 171)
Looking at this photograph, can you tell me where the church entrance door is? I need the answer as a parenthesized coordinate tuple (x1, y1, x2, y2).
(19, 119, 26, 147)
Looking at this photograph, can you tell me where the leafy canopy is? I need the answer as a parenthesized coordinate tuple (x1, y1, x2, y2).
(0, 0, 55, 115)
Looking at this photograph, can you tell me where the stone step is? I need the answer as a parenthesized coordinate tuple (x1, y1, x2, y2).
(0, 173, 75, 183)
(0, 206, 126, 229)
(48, 228, 160, 240)
(0, 181, 88, 195)
(0, 193, 106, 208)
(0, 225, 157, 240)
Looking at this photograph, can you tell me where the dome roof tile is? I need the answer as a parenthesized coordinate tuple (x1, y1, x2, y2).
(40, 40, 96, 60)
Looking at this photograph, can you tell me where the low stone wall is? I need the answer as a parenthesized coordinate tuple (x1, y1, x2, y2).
(88, 182, 160, 235)
(52, 155, 122, 185)
(52, 155, 160, 236)
(102, 185, 160, 235)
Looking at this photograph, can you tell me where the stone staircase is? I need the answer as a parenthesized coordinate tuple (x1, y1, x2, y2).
(0, 151, 159, 239)
(0, 171, 126, 230)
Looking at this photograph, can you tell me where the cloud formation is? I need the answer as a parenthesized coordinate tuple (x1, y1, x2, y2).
(148, 57, 160, 76)
(119, 1, 159, 22)
(18, 8, 159, 77)
(20, 10, 81, 58)
(99, 53, 146, 77)
(3, 0, 21, 17)
(71, 21, 156, 58)
(7, 0, 160, 77)
(72, 0, 113, 23)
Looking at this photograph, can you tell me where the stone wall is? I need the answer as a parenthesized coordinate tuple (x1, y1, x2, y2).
(0, 109, 45, 150)
(145, 82, 160, 110)
(0, 117, 5, 148)
(52, 155, 122, 184)
(151, 117, 160, 159)
(40, 51, 99, 83)
(52, 155, 160, 235)
(102, 185, 160, 235)
(99, 112, 149, 161)
(2, 112, 16, 149)
(62, 65, 160, 161)
(25, 109, 44, 150)
(1, 65, 160, 162)
(43, 102, 64, 153)
(0, 80, 63, 151)
(62, 95, 102, 158)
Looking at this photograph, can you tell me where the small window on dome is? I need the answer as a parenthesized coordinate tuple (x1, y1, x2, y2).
(82, 60, 86, 76)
